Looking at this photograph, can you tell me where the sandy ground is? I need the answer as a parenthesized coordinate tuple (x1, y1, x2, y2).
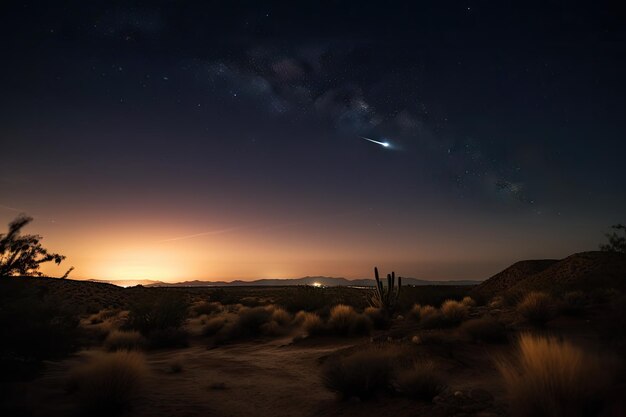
(5, 330, 513, 417)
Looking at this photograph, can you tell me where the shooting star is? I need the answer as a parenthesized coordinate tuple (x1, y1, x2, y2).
(360, 136, 390, 148)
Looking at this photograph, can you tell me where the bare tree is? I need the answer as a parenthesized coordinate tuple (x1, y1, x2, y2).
(0, 215, 71, 277)
(600, 223, 626, 253)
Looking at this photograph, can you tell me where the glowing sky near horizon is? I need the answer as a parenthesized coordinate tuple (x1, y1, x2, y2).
(1, 2, 625, 282)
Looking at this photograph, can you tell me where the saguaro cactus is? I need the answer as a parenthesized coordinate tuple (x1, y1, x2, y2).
(369, 267, 402, 314)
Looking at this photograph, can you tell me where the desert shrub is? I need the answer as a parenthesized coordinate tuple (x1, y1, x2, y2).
(460, 317, 507, 343)
(489, 296, 505, 309)
(560, 291, 587, 316)
(461, 296, 476, 307)
(350, 314, 373, 335)
(126, 293, 189, 334)
(412, 304, 445, 329)
(190, 301, 222, 317)
(104, 330, 145, 351)
(269, 306, 292, 326)
(125, 293, 189, 347)
(202, 316, 228, 336)
(394, 360, 446, 401)
(293, 311, 324, 335)
(517, 292, 555, 326)
(68, 351, 148, 414)
(496, 333, 612, 417)
(235, 306, 273, 334)
(328, 304, 357, 333)
(89, 308, 122, 324)
(215, 306, 273, 342)
(364, 306, 391, 329)
(440, 299, 469, 325)
(322, 345, 398, 400)
(398, 285, 470, 312)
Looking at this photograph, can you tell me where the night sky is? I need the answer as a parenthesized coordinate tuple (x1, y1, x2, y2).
(1, 1, 625, 282)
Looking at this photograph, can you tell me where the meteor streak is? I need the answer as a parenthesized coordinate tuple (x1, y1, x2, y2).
(360, 136, 390, 148)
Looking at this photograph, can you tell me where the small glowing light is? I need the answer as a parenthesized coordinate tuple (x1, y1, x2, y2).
(312, 282, 322, 287)
(382, 142, 390, 148)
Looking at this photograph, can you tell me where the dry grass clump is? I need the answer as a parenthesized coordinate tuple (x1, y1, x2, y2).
(460, 316, 507, 343)
(328, 304, 372, 336)
(364, 306, 390, 329)
(214, 305, 293, 341)
(460, 296, 476, 307)
(411, 304, 445, 329)
(202, 316, 228, 336)
(394, 360, 446, 401)
(496, 333, 612, 417)
(190, 301, 223, 317)
(270, 306, 292, 326)
(88, 308, 122, 324)
(104, 330, 145, 351)
(440, 299, 469, 325)
(68, 351, 148, 413)
(489, 296, 505, 309)
(328, 304, 357, 332)
(293, 311, 324, 335)
(517, 292, 555, 326)
(322, 345, 398, 400)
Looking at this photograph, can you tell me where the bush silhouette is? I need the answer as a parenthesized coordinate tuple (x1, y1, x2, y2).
(0, 215, 71, 278)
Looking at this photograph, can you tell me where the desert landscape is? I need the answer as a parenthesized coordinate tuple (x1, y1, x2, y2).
(2, 2, 626, 416)
(2, 248, 626, 416)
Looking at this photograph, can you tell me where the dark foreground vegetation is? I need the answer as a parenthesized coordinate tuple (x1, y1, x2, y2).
(2, 255, 626, 417)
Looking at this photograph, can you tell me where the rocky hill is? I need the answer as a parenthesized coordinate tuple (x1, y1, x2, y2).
(471, 251, 626, 300)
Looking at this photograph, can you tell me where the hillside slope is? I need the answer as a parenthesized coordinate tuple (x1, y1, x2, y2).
(508, 251, 626, 294)
(472, 251, 626, 301)
(470, 259, 558, 300)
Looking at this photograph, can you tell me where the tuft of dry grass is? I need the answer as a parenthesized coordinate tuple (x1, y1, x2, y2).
(364, 306, 390, 329)
(394, 360, 446, 401)
(103, 330, 145, 351)
(461, 296, 476, 307)
(68, 351, 148, 413)
(496, 333, 612, 417)
(322, 345, 402, 400)
(350, 314, 373, 335)
(517, 292, 555, 326)
(269, 306, 292, 326)
(190, 301, 223, 317)
(440, 299, 469, 325)
(415, 305, 445, 329)
(293, 311, 324, 335)
(489, 296, 505, 309)
(459, 316, 507, 343)
(202, 316, 228, 336)
(328, 304, 357, 333)
(327, 304, 372, 336)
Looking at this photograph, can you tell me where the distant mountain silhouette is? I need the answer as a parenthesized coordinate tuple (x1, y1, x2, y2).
(471, 251, 626, 300)
(113, 276, 480, 287)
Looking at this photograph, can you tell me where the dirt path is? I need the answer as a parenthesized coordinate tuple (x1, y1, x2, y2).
(135, 337, 350, 417)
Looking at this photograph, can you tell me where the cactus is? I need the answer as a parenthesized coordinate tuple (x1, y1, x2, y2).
(369, 267, 402, 314)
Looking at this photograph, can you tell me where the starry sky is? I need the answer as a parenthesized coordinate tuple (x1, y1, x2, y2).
(1, 1, 625, 282)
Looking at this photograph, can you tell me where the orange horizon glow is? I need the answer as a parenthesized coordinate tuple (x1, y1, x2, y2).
(1, 204, 599, 283)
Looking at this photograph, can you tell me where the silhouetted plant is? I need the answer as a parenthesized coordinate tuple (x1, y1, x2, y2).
(600, 223, 626, 253)
(0, 214, 72, 277)
(125, 293, 189, 348)
(369, 267, 402, 314)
